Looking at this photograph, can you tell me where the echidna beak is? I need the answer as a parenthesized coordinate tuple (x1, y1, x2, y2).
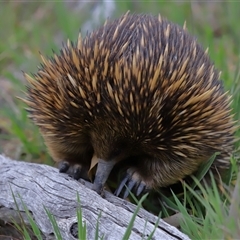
(92, 159, 116, 195)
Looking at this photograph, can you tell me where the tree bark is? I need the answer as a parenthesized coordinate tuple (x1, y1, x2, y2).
(0, 154, 190, 240)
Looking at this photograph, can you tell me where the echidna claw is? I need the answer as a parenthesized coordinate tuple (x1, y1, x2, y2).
(115, 169, 148, 198)
(114, 172, 130, 197)
(59, 161, 70, 173)
(136, 182, 147, 196)
(72, 165, 82, 180)
(58, 161, 83, 180)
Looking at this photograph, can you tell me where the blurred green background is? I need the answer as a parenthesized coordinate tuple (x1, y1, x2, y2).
(0, 1, 240, 164)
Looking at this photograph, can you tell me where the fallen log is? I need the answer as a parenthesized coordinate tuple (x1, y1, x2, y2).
(0, 154, 190, 240)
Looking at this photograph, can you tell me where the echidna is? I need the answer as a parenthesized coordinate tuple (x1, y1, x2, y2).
(22, 12, 235, 198)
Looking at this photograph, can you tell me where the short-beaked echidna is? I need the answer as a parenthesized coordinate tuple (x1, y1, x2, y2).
(23, 12, 235, 198)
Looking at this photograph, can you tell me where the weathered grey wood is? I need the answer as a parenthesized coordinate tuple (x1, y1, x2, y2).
(0, 154, 190, 240)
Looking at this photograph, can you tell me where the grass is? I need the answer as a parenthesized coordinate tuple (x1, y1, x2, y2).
(178, 172, 240, 239)
(11, 193, 155, 240)
(0, 1, 239, 239)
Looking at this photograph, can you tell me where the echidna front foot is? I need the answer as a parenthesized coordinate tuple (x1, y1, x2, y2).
(59, 161, 70, 173)
(115, 168, 149, 199)
(58, 161, 87, 180)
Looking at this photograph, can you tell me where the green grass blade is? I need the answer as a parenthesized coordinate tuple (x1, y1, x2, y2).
(17, 193, 42, 240)
(95, 211, 103, 240)
(146, 212, 161, 240)
(189, 152, 219, 190)
(44, 207, 62, 240)
(76, 193, 87, 240)
(122, 193, 148, 240)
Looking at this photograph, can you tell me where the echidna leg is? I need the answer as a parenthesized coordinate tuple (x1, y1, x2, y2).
(115, 168, 148, 198)
(93, 159, 116, 195)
